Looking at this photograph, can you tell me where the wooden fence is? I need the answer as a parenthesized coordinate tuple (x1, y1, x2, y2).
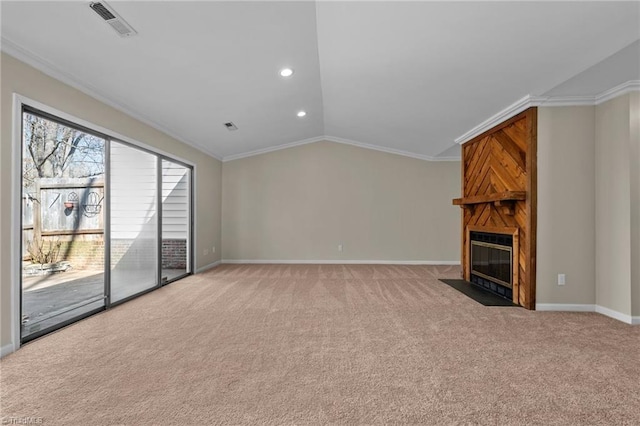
(23, 177, 105, 258)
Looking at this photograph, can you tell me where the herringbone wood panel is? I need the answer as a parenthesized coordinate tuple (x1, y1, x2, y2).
(460, 109, 537, 309)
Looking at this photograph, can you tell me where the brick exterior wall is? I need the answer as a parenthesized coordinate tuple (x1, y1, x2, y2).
(162, 239, 187, 269)
(36, 237, 187, 271)
(56, 240, 105, 270)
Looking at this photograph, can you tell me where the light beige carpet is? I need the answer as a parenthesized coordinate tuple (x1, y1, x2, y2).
(1, 264, 639, 425)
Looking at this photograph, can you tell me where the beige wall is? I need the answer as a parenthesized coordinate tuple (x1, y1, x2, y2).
(0, 53, 222, 350)
(537, 95, 639, 319)
(222, 141, 461, 262)
(629, 92, 640, 316)
(0, 55, 4, 349)
(537, 106, 596, 305)
(595, 94, 632, 316)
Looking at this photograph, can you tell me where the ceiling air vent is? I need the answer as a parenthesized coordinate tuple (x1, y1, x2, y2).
(224, 122, 238, 131)
(89, 2, 137, 37)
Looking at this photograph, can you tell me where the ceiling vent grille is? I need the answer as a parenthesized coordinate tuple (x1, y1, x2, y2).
(89, 2, 137, 37)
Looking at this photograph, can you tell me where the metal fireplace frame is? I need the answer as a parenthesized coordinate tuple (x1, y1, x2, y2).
(465, 225, 519, 303)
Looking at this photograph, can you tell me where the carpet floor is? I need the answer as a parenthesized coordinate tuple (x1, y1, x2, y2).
(1, 264, 639, 425)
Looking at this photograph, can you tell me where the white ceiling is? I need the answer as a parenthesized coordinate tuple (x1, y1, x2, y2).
(1, 1, 639, 161)
(544, 39, 639, 98)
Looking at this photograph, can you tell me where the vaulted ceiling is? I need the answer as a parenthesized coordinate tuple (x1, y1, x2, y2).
(2, 1, 639, 161)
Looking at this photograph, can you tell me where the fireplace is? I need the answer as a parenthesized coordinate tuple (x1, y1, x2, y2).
(453, 109, 536, 308)
(469, 231, 513, 300)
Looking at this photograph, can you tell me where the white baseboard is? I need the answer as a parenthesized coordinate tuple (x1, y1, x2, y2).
(536, 303, 596, 312)
(595, 305, 635, 325)
(220, 259, 461, 265)
(196, 260, 221, 273)
(536, 303, 639, 325)
(1, 343, 15, 358)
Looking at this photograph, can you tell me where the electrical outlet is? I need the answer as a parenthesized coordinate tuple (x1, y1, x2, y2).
(204, 248, 210, 256)
(338, 244, 343, 252)
(557, 273, 566, 286)
(212, 246, 216, 254)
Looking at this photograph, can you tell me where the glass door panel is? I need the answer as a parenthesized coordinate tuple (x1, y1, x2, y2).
(109, 142, 158, 302)
(19, 107, 195, 343)
(21, 110, 106, 340)
(161, 160, 191, 283)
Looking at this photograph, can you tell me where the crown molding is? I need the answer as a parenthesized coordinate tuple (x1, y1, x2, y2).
(456, 80, 640, 145)
(222, 135, 462, 162)
(324, 135, 438, 162)
(533, 80, 640, 107)
(455, 95, 534, 145)
(595, 80, 640, 105)
(222, 136, 327, 162)
(531, 95, 595, 107)
(1, 36, 223, 161)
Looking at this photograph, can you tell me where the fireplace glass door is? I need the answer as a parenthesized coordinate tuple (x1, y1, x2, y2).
(470, 241, 512, 288)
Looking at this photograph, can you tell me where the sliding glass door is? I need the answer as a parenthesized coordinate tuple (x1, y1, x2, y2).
(20, 105, 193, 343)
(21, 109, 107, 341)
(161, 160, 191, 283)
(109, 142, 159, 303)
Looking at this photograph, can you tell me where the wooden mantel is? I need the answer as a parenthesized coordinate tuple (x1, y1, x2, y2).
(452, 191, 526, 206)
(452, 191, 526, 216)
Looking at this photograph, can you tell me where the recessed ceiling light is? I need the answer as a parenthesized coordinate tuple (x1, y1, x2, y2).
(280, 68, 294, 77)
(297, 111, 307, 118)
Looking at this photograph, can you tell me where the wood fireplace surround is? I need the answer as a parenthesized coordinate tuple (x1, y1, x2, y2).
(453, 108, 537, 309)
